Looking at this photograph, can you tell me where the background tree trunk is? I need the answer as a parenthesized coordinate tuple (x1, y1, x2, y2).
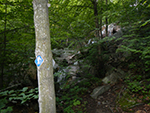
(105, 0, 108, 37)
(1, 1, 7, 88)
(92, 0, 99, 38)
(99, 0, 103, 39)
(33, 0, 56, 113)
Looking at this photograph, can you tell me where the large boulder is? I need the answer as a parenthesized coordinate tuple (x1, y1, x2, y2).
(102, 72, 119, 84)
(52, 48, 77, 65)
(90, 85, 111, 99)
(102, 66, 127, 84)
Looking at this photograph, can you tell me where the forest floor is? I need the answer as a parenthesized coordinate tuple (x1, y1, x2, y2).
(83, 82, 150, 113)
(12, 82, 150, 113)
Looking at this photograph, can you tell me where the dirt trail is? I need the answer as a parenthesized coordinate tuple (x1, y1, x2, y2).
(84, 83, 150, 113)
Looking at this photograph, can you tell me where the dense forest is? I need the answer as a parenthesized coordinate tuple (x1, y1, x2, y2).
(0, 0, 150, 112)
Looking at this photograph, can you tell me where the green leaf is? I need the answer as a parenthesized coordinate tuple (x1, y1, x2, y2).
(9, 97, 13, 101)
(8, 90, 15, 94)
(19, 92, 26, 97)
(33, 95, 38, 99)
(10, 94, 17, 97)
(22, 87, 28, 92)
(0, 98, 8, 109)
(28, 89, 35, 93)
(21, 100, 27, 104)
(1, 106, 13, 113)
(0, 91, 8, 96)
(13, 97, 23, 100)
(141, 19, 150, 27)
(27, 93, 34, 98)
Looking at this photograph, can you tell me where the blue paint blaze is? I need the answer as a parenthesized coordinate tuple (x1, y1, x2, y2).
(35, 55, 44, 67)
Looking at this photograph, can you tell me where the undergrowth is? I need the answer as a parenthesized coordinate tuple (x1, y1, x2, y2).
(0, 87, 38, 112)
(56, 75, 102, 113)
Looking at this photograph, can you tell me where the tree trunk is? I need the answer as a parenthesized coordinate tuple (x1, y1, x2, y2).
(99, 0, 103, 39)
(1, 1, 7, 88)
(92, 0, 99, 38)
(105, 0, 108, 37)
(33, 0, 56, 113)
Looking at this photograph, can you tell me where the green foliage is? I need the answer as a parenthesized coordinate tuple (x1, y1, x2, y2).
(116, 9, 150, 76)
(0, 0, 35, 88)
(56, 77, 90, 112)
(0, 87, 38, 111)
(117, 92, 138, 111)
(125, 74, 150, 96)
(73, 99, 81, 106)
(0, 98, 13, 113)
(83, 41, 109, 78)
(49, 0, 95, 49)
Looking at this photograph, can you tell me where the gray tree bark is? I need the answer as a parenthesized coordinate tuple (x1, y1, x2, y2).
(33, 0, 56, 113)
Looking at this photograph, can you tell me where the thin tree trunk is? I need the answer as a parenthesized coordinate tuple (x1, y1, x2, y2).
(33, 0, 56, 113)
(99, 0, 103, 39)
(1, 1, 7, 88)
(99, 16, 102, 39)
(105, 0, 108, 37)
(92, 0, 99, 38)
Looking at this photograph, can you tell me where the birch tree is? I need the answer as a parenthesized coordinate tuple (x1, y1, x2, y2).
(33, 0, 56, 113)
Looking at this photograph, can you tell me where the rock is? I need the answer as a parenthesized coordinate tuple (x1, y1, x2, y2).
(100, 23, 122, 38)
(55, 65, 80, 84)
(135, 110, 146, 113)
(112, 29, 123, 38)
(52, 49, 63, 57)
(102, 72, 119, 84)
(52, 48, 75, 58)
(52, 48, 77, 64)
(56, 69, 67, 83)
(90, 85, 111, 99)
(66, 65, 79, 75)
(52, 59, 59, 70)
(102, 66, 127, 84)
(116, 68, 127, 79)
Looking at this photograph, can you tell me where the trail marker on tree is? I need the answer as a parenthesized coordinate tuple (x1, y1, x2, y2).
(33, 0, 56, 112)
(35, 55, 44, 67)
